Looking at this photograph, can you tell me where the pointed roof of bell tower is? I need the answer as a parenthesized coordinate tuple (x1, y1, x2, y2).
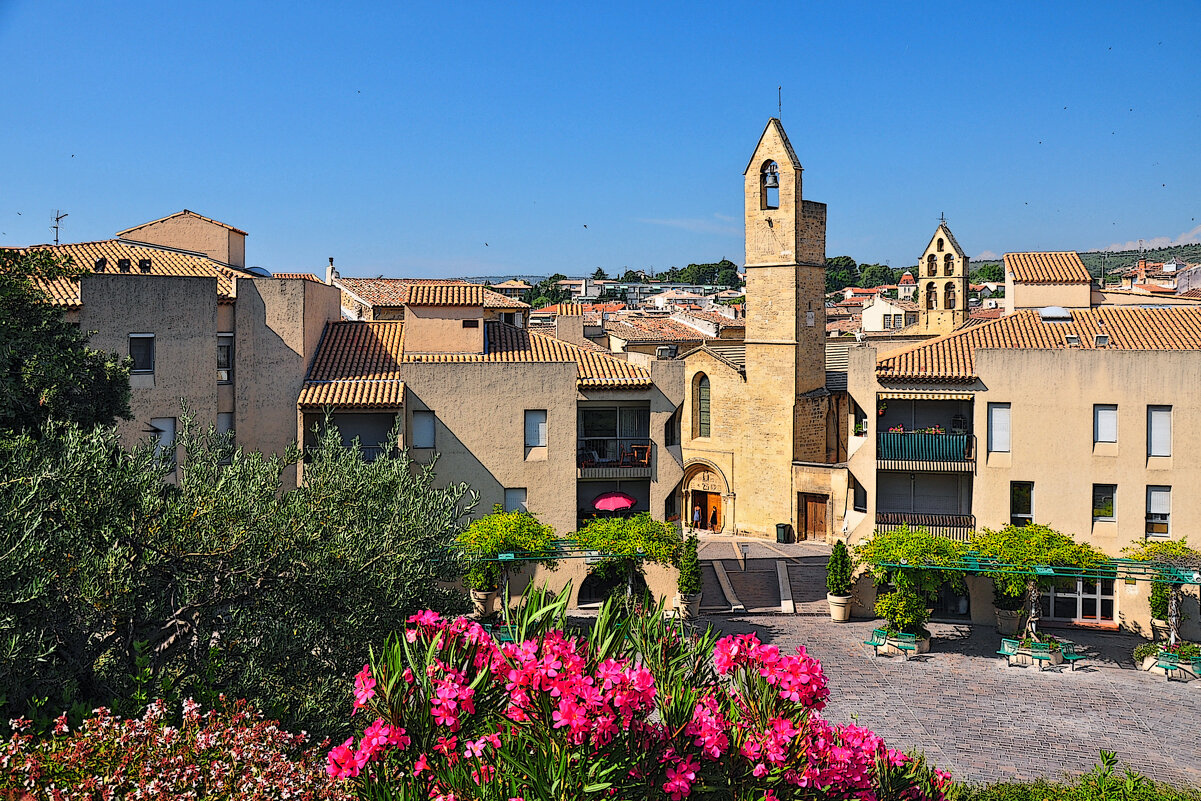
(743, 117, 801, 174)
(923, 220, 967, 258)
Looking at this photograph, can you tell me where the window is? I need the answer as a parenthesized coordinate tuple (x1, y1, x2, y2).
(412, 410, 436, 449)
(987, 403, 1010, 453)
(695, 374, 711, 437)
(925, 284, 937, 309)
(524, 410, 547, 447)
(217, 334, 233, 383)
(462, 319, 480, 329)
(149, 417, 176, 466)
(1092, 484, 1115, 521)
(129, 334, 155, 373)
(944, 281, 956, 309)
(217, 412, 235, 464)
(1010, 481, 1033, 527)
(926, 254, 936, 276)
(1146, 486, 1170, 537)
(665, 407, 680, 447)
(1147, 406, 1171, 457)
(852, 476, 867, 512)
(892, 314, 902, 329)
(504, 487, 527, 513)
(943, 253, 954, 276)
(1093, 404, 1117, 443)
(937, 238, 944, 253)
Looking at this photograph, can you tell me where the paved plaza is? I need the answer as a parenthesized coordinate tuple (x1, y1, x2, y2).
(691, 535, 1201, 787)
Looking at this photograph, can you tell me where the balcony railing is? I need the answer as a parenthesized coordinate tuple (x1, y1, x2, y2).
(877, 432, 975, 471)
(578, 437, 652, 477)
(876, 512, 976, 542)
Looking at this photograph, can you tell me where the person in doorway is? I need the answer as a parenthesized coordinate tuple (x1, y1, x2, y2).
(709, 508, 719, 531)
(692, 505, 703, 532)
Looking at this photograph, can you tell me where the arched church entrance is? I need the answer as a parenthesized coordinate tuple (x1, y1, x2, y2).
(682, 462, 731, 534)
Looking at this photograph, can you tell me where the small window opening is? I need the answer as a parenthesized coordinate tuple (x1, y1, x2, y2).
(118, 258, 131, 273)
(462, 319, 480, 329)
(937, 238, 945, 252)
(944, 253, 954, 275)
(138, 258, 152, 273)
(93, 257, 106, 272)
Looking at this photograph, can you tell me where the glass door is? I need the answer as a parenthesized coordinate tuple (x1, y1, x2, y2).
(1039, 578, 1116, 623)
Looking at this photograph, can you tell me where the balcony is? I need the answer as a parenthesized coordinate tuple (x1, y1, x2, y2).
(876, 512, 976, 542)
(877, 431, 975, 472)
(578, 437, 652, 478)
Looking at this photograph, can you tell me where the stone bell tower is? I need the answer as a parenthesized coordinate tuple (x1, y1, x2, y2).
(743, 118, 828, 461)
(917, 220, 969, 335)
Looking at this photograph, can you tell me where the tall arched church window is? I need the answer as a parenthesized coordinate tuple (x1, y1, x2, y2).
(944, 253, 954, 276)
(760, 161, 779, 210)
(944, 282, 956, 309)
(926, 254, 937, 276)
(694, 374, 711, 438)
(926, 284, 938, 310)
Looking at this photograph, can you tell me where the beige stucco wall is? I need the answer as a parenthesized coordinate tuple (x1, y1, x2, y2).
(79, 274, 220, 461)
(403, 305, 485, 353)
(1010, 280, 1092, 311)
(122, 214, 245, 268)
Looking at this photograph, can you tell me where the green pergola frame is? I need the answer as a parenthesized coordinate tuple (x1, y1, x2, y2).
(453, 539, 616, 565)
(879, 551, 1201, 586)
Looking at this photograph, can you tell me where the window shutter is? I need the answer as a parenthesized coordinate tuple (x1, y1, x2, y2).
(1149, 407, 1171, 456)
(1094, 405, 1117, 443)
(413, 411, 436, 449)
(988, 404, 1010, 453)
(698, 378, 711, 437)
(1148, 486, 1171, 514)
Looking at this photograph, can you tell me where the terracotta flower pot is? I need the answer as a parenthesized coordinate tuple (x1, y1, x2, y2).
(995, 608, 1022, 635)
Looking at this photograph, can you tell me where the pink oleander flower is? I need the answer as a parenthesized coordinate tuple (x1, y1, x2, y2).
(353, 664, 376, 714)
(327, 736, 366, 779)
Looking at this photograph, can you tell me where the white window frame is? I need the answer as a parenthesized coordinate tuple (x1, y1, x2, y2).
(524, 409, 547, 447)
(987, 403, 1011, 453)
(1146, 485, 1170, 537)
(129, 333, 155, 374)
(1147, 406, 1171, 457)
(1093, 404, 1117, 444)
(149, 416, 176, 466)
(412, 410, 436, 449)
(217, 333, 234, 384)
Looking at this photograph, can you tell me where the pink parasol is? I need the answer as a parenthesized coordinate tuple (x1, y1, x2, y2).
(593, 491, 636, 512)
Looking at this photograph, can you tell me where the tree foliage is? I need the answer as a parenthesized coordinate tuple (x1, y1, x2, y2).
(971, 524, 1105, 599)
(677, 534, 701, 595)
(456, 505, 558, 592)
(0, 249, 131, 434)
(971, 262, 1004, 284)
(858, 264, 897, 288)
(0, 416, 478, 736)
(826, 540, 853, 597)
(824, 256, 859, 293)
(855, 526, 966, 635)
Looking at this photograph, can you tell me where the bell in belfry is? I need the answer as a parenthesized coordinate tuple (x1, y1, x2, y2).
(763, 162, 780, 188)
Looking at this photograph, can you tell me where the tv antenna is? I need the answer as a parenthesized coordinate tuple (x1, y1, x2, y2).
(51, 210, 68, 245)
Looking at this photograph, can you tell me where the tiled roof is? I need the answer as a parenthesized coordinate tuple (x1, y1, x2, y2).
(678, 342, 747, 372)
(1179, 289, 1201, 300)
(932, 224, 967, 259)
(299, 322, 405, 408)
(826, 316, 862, 335)
(274, 272, 321, 282)
(10, 240, 240, 307)
(336, 278, 527, 309)
(1005, 252, 1091, 285)
(405, 324, 651, 388)
(117, 209, 248, 237)
(878, 307, 1201, 383)
(874, 297, 919, 312)
(492, 279, 532, 288)
(604, 317, 708, 343)
(301, 320, 651, 402)
(679, 309, 745, 329)
(899, 271, 916, 284)
(407, 283, 484, 306)
(1132, 283, 1175, 294)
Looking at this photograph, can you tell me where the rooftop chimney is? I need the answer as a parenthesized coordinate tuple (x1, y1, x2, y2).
(326, 257, 338, 285)
(1138, 257, 1147, 284)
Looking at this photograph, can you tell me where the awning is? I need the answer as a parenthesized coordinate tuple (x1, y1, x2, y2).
(878, 390, 975, 401)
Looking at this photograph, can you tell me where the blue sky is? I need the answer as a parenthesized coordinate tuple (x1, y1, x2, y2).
(1, 1, 1198, 277)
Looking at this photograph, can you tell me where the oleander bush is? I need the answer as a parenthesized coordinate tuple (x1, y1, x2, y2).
(0, 698, 350, 800)
(961, 750, 1201, 801)
(328, 587, 954, 801)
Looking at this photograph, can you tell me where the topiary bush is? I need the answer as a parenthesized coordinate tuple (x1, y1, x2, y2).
(677, 534, 702, 596)
(826, 540, 853, 597)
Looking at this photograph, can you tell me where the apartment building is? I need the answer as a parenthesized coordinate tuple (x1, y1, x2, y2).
(18, 211, 340, 480)
(846, 278, 1201, 636)
(297, 282, 685, 603)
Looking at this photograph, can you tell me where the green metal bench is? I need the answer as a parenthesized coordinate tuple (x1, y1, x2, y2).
(996, 638, 1020, 667)
(1060, 641, 1086, 671)
(1190, 656, 1201, 679)
(891, 632, 918, 660)
(863, 628, 887, 657)
(1156, 651, 1182, 680)
(1029, 642, 1053, 671)
(482, 623, 518, 644)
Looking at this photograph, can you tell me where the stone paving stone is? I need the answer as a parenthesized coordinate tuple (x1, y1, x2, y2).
(695, 613, 1201, 787)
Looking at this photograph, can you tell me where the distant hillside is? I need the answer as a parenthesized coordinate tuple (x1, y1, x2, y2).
(1079, 243, 1201, 277)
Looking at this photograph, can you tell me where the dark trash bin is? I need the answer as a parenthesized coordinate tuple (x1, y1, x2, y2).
(776, 523, 789, 544)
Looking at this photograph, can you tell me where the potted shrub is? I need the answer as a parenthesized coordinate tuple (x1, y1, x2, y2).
(993, 584, 1025, 635)
(825, 539, 853, 623)
(874, 588, 931, 653)
(465, 562, 501, 617)
(675, 534, 702, 619)
(1124, 538, 1200, 645)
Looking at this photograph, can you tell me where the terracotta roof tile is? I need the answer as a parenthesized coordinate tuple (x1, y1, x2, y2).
(10, 240, 240, 307)
(406, 283, 484, 306)
(604, 317, 708, 343)
(679, 309, 745, 329)
(273, 272, 322, 282)
(301, 320, 650, 404)
(337, 278, 527, 309)
(1005, 251, 1091, 284)
(878, 307, 1201, 383)
(1179, 288, 1201, 300)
